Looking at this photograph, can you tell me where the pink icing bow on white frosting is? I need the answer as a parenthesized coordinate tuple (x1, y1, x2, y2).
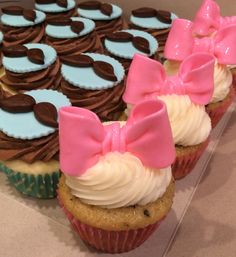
(193, 0, 236, 36)
(123, 53, 215, 106)
(164, 18, 236, 65)
(59, 100, 176, 176)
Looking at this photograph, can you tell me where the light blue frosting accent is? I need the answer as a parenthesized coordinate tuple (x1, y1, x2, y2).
(46, 17, 95, 39)
(130, 13, 178, 29)
(0, 90, 71, 140)
(77, 4, 122, 21)
(61, 53, 125, 90)
(1, 10, 46, 27)
(104, 29, 158, 59)
(3, 43, 57, 74)
(0, 31, 3, 44)
(35, 0, 75, 13)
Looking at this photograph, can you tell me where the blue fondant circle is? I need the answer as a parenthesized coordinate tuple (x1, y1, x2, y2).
(61, 53, 125, 90)
(0, 31, 3, 44)
(35, 0, 75, 13)
(1, 10, 46, 27)
(0, 89, 71, 140)
(130, 13, 178, 29)
(77, 4, 122, 21)
(104, 29, 158, 59)
(46, 17, 95, 39)
(3, 43, 57, 74)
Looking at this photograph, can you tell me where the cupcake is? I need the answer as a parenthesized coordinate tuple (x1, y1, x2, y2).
(60, 53, 126, 121)
(123, 53, 215, 179)
(129, 7, 178, 59)
(0, 6, 46, 47)
(57, 99, 176, 253)
(35, 0, 77, 21)
(0, 31, 4, 77)
(0, 89, 71, 198)
(45, 17, 103, 58)
(0, 43, 62, 95)
(104, 29, 159, 73)
(77, 1, 127, 39)
(164, 19, 236, 128)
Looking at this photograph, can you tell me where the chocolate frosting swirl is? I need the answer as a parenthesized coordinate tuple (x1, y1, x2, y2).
(0, 24, 45, 47)
(45, 31, 104, 56)
(0, 131, 59, 163)
(61, 78, 126, 121)
(45, 8, 77, 22)
(0, 58, 62, 93)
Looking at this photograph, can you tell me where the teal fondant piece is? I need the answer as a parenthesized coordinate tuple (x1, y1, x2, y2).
(61, 53, 125, 90)
(77, 4, 122, 21)
(46, 17, 95, 39)
(130, 13, 178, 30)
(35, 0, 75, 13)
(0, 31, 3, 44)
(0, 89, 71, 140)
(1, 10, 46, 27)
(104, 29, 158, 59)
(3, 43, 57, 73)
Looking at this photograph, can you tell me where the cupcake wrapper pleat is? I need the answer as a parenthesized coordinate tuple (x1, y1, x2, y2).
(1, 163, 60, 199)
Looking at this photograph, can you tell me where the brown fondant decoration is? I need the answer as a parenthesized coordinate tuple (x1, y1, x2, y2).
(93, 61, 117, 81)
(27, 48, 45, 65)
(132, 36, 150, 54)
(57, 0, 68, 8)
(33, 102, 58, 128)
(70, 21, 85, 34)
(106, 32, 133, 42)
(47, 18, 72, 26)
(100, 3, 112, 16)
(61, 54, 94, 67)
(156, 10, 172, 24)
(2, 45, 28, 58)
(0, 94, 36, 113)
(78, 1, 101, 10)
(23, 9, 36, 22)
(35, 0, 55, 4)
(1, 6, 23, 15)
(132, 7, 157, 18)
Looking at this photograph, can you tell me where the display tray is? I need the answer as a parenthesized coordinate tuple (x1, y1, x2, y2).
(0, 101, 235, 257)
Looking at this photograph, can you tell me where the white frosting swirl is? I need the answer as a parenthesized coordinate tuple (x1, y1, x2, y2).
(65, 152, 172, 209)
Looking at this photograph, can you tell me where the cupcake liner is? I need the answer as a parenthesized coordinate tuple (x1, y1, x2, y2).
(206, 87, 235, 129)
(1, 163, 60, 198)
(57, 194, 163, 253)
(172, 139, 209, 180)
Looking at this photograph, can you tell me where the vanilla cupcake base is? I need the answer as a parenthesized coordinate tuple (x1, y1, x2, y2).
(58, 175, 175, 253)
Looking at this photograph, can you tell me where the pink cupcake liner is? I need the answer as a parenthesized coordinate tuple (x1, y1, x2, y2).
(172, 139, 209, 180)
(57, 194, 164, 253)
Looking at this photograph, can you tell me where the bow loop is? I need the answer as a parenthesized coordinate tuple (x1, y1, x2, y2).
(123, 54, 167, 105)
(193, 0, 221, 36)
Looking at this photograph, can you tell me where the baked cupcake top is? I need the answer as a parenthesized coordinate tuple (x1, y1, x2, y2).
(35, 0, 76, 14)
(77, 1, 122, 21)
(2, 43, 57, 73)
(1, 6, 46, 27)
(124, 53, 215, 146)
(130, 7, 178, 30)
(59, 99, 175, 208)
(104, 29, 158, 59)
(45, 17, 95, 39)
(61, 53, 125, 90)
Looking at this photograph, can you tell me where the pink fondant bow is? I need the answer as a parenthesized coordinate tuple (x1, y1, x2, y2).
(59, 100, 175, 176)
(193, 0, 236, 36)
(123, 53, 215, 106)
(164, 18, 236, 65)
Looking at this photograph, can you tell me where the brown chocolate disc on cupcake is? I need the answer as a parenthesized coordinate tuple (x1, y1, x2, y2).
(60, 53, 126, 121)
(129, 7, 178, 60)
(104, 29, 159, 74)
(0, 43, 62, 95)
(35, 0, 77, 21)
(45, 17, 103, 58)
(0, 7, 46, 47)
(77, 1, 127, 39)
